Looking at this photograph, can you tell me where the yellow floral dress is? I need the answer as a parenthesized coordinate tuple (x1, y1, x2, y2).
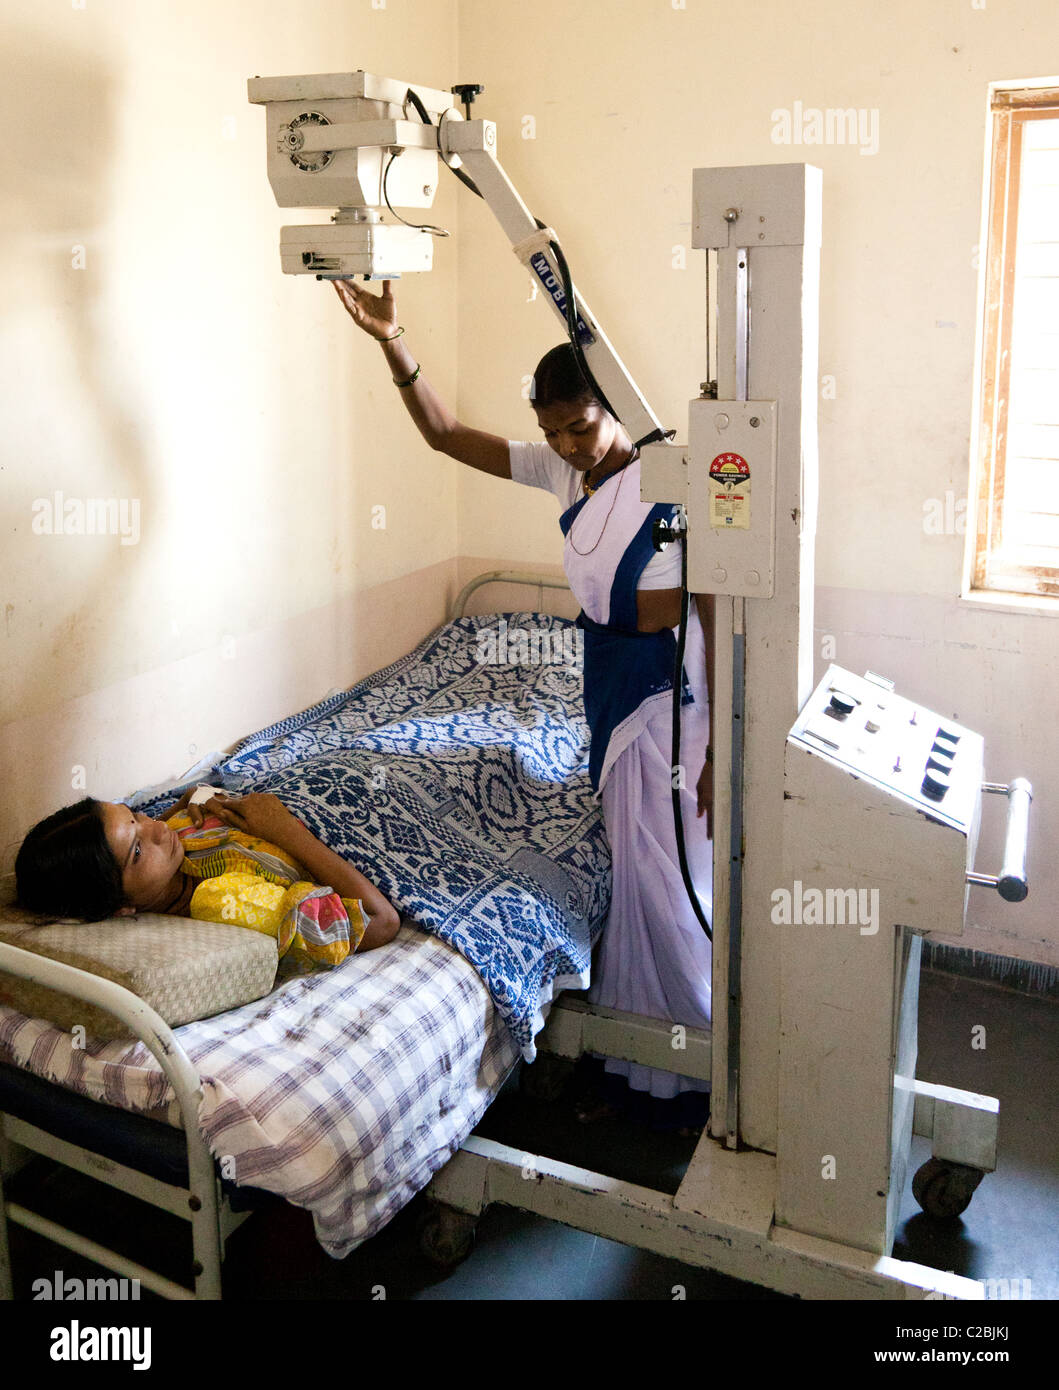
(168, 812, 368, 968)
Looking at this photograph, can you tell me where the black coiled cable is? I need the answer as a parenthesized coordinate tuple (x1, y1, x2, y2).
(671, 522, 713, 940)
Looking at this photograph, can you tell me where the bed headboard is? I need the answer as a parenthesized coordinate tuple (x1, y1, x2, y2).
(451, 570, 577, 622)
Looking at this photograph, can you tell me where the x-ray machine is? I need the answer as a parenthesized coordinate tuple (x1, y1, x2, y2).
(248, 72, 1032, 1299)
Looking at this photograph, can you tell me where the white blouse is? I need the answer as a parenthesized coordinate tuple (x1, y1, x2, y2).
(508, 440, 684, 596)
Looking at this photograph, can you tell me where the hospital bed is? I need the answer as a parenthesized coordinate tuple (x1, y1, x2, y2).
(0, 597, 604, 1300)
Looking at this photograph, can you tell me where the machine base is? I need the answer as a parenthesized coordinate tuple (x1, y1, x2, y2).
(425, 1133, 985, 1299)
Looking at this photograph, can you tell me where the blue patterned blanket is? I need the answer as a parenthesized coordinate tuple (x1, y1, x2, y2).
(134, 614, 611, 1059)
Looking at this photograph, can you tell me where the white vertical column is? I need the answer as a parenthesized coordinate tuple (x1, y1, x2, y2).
(686, 165, 821, 1152)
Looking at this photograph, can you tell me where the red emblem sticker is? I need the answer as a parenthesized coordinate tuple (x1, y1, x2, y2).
(709, 452, 750, 484)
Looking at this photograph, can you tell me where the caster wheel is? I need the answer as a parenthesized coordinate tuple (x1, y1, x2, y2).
(418, 1202, 477, 1268)
(912, 1157, 985, 1219)
(519, 1053, 576, 1101)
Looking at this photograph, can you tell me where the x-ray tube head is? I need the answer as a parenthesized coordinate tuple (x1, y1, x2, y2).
(247, 70, 457, 277)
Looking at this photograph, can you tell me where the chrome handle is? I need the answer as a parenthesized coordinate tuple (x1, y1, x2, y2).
(966, 778, 1032, 902)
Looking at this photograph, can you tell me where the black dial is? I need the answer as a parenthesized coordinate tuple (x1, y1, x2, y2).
(828, 691, 857, 717)
(921, 768, 951, 800)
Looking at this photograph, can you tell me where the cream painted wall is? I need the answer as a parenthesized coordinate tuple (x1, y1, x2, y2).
(0, 0, 463, 869)
(1, 1, 1054, 969)
(454, 0, 1059, 968)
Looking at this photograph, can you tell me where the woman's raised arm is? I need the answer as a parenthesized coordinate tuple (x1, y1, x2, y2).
(332, 278, 511, 478)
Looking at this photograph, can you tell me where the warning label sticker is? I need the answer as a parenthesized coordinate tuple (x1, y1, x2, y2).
(709, 452, 751, 529)
(709, 452, 751, 484)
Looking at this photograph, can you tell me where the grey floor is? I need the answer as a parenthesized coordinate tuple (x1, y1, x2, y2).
(5, 967, 1057, 1301)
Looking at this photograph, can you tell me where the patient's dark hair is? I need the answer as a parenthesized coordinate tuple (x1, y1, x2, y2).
(15, 798, 125, 922)
(529, 343, 601, 412)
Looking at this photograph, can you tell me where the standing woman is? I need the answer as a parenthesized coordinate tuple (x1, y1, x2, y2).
(333, 278, 715, 1129)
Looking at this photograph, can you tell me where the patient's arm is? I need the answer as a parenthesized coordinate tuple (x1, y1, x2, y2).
(205, 793, 400, 952)
(290, 831, 400, 952)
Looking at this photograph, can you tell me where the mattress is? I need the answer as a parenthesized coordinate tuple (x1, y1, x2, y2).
(1, 922, 515, 1256)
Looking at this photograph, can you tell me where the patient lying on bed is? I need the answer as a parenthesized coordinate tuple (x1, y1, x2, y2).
(14, 790, 400, 967)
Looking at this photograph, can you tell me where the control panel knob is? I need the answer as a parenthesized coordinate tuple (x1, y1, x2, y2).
(829, 691, 857, 717)
(921, 768, 951, 800)
(929, 738, 955, 761)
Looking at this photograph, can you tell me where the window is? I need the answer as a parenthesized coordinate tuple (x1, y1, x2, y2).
(969, 83, 1059, 600)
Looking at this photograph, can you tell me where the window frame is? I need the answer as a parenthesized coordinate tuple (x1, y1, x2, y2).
(968, 83, 1059, 602)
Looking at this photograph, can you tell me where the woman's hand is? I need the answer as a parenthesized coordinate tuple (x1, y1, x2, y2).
(163, 787, 198, 817)
(332, 278, 398, 341)
(162, 786, 212, 828)
(205, 792, 304, 849)
(696, 756, 713, 840)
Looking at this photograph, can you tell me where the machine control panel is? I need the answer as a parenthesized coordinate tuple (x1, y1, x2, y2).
(789, 665, 983, 831)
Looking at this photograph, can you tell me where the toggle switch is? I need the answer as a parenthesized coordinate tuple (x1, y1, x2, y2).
(805, 722, 840, 750)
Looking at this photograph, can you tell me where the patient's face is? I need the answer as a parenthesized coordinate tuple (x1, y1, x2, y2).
(100, 802, 184, 910)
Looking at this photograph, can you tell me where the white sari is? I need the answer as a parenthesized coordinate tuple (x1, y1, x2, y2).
(510, 442, 712, 1101)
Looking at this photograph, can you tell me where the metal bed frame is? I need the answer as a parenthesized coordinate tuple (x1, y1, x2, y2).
(0, 941, 235, 1300)
(450, 569, 570, 619)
